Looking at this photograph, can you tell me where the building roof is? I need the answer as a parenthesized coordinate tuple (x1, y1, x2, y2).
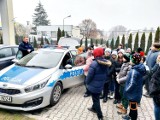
(37, 25, 73, 31)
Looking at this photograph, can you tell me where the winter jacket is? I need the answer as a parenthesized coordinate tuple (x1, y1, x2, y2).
(151, 63, 159, 75)
(18, 41, 34, 57)
(85, 57, 111, 93)
(146, 50, 160, 70)
(142, 63, 150, 84)
(117, 62, 132, 84)
(124, 63, 146, 103)
(149, 65, 160, 96)
(104, 55, 115, 82)
(115, 60, 123, 73)
(111, 58, 117, 80)
(83, 56, 94, 76)
(149, 65, 160, 106)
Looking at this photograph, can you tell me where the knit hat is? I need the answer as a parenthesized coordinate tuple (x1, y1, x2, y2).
(112, 51, 117, 56)
(118, 49, 125, 54)
(139, 51, 145, 57)
(137, 47, 143, 53)
(123, 53, 130, 62)
(131, 53, 141, 64)
(126, 48, 131, 53)
(78, 47, 83, 54)
(93, 47, 104, 58)
(105, 48, 111, 53)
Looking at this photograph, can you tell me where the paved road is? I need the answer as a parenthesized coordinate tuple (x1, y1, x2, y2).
(25, 85, 154, 120)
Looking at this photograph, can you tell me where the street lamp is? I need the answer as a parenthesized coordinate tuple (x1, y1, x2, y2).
(26, 21, 30, 42)
(26, 21, 30, 34)
(63, 15, 71, 31)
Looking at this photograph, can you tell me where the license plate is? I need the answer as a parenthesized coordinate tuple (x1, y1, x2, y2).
(0, 95, 12, 102)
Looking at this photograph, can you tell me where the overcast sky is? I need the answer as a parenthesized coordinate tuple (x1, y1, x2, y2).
(12, 0, 160, 31)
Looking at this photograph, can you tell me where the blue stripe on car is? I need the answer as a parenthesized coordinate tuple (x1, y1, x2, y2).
(48, 80, 56, 87)
(47, 69, 84, 87)
(0, 66, 44, 85)
(59, 69, 84, 80)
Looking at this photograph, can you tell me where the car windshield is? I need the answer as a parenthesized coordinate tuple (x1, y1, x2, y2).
(17, 51, 63, 68)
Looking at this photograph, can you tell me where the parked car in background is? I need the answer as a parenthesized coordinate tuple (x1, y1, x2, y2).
(0, 45, 18, 70)
(0, 46, 87, 111)
(58, 37, 81, 49)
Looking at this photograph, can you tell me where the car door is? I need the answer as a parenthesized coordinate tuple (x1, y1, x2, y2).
(61, 52, 86, 89)
(12, 47, 18, 56)
(0, 47, 14, 70)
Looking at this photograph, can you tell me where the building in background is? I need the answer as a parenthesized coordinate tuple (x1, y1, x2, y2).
(37, 25, 82, 42)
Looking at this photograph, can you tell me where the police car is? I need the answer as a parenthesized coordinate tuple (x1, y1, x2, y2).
(0, 46, 86, 111)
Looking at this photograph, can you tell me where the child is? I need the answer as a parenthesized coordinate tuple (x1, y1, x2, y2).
(114, 49, 124, 104)
(123, 53, 146, 120)
(141, 56, 150, 98)
(100, 48, 113, 102)
(108, 50, 118, 99)
(86, 47, 111, 120)
(116, 53, 132, 114)
(83, 51, 94, 97)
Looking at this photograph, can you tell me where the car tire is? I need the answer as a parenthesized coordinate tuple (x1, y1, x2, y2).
(50, 82, 62, 106)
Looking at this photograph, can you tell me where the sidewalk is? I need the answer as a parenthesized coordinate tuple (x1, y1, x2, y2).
(25, 85, 154, 120)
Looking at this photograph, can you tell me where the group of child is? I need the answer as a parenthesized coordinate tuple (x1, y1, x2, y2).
(81, 44, 160, 120)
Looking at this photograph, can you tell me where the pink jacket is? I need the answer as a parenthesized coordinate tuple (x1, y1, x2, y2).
(83, 56, 94, 76)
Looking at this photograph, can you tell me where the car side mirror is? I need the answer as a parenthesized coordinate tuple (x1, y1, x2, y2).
(16, 50, 23, 60)
(65, 64, 72, 69)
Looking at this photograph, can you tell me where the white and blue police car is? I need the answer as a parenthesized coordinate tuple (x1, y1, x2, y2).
(0, 47, 86, 111)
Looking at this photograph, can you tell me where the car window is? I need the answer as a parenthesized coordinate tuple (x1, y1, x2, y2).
(60, 52, 72, 68)
(70, 50, 77, 57)
(18, 51, 64, 68)
(12, 47, 18, 55)
(79, 52, 87, 58)
(64, 52, 87, 67)
(18, 52, 36, 65)
(74, 55, 86, 66)
(0, 48, 12, 58)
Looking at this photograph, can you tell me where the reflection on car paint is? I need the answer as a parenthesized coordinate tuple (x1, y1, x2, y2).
(0, 66, 44, 85)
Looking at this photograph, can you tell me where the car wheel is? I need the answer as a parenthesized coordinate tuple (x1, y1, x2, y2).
(50, 82, 62, 106)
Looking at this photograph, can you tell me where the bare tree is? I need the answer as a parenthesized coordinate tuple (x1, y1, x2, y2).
(96, 29, 104, 39)
(108, 25, 127, 40)
(79, 19, 98, 39)
(14, 22, 26, 36)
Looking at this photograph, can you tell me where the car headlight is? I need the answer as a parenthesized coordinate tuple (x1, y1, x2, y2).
(24, 76, 51, 93)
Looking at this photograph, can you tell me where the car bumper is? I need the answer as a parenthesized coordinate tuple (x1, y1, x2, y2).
(0, 87, 52, 111)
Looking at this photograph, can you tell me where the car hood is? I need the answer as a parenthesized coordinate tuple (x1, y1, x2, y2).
(0, 65, 56, 86)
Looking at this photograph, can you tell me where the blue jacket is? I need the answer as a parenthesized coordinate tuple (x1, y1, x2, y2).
(146, 50, 160, 70)
(85, 57, 111, 93)
(124, 63, 146, 103)
(19, 41, 34, 57)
